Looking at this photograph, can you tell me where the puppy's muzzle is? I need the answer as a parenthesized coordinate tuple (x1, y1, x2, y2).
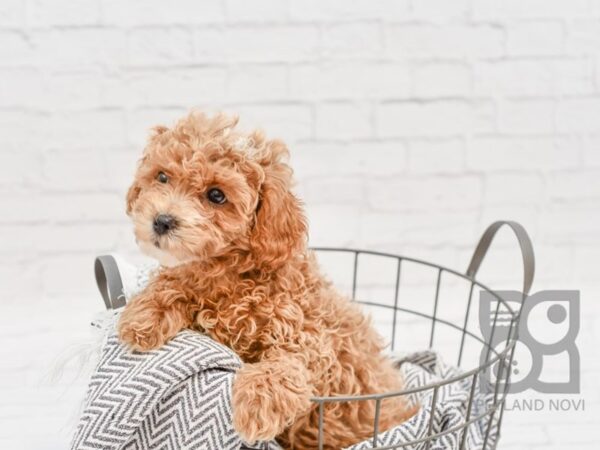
(153, 214, 177, 236)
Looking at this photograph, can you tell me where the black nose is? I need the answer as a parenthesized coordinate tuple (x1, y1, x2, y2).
(153, 214, 176, 235)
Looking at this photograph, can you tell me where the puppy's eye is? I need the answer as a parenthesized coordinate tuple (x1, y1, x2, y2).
(157, 172, 169, 183)
(207, 188, 226, 205)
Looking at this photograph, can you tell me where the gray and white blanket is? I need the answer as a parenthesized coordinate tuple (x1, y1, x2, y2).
(352, 351, 498, 450)
(71, 332, 497, 450)
(72, 258, 498, 449)
(71, 327, 278, 450)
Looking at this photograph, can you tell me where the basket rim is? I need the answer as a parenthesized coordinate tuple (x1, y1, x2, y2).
(311, 247, 517, 315)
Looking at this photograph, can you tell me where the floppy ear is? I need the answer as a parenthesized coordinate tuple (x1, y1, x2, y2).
(126, 181, 141, 215)
(250, 143, 307, 270)
(126, 126, 166, 215)
(126, 154, 150, 215)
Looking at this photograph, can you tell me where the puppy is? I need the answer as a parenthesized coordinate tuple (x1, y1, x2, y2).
(118, 112, 415, 449)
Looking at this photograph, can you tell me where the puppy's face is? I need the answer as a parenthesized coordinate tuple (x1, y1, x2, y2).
(126, 112, 307, 269)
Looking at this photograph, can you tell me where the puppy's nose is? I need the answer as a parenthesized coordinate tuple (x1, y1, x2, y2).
(153, 214, 177, 235)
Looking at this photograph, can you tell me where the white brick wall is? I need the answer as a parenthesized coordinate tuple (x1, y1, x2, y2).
(1, 1, 599, 448)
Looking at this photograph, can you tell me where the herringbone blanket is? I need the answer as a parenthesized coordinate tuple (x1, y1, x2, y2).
(73, 258, 499, 449)
(71, 332, 497, 450)
(70, 326, 279, 450)
(345, 352, 498, 450)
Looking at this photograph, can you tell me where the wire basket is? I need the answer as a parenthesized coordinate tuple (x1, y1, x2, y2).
(94, 220, 534, 450)
(310, 220, 535, 450)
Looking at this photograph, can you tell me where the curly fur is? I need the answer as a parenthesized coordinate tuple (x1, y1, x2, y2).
(118, 111, 416, 449)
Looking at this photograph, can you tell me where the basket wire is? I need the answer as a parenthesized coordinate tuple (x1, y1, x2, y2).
(311, 221, 535, 450)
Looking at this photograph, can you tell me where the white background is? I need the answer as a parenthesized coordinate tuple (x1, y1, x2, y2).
(0, 0, 598, 448)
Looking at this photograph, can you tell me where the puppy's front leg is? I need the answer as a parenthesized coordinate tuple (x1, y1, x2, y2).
(118, 273, 195, 352)
(232, 353, 313, 443)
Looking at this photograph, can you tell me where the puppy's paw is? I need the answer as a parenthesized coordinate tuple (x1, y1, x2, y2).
(118, 320, 165, 352)
(119, 314, 167, 352)
(232, 358, 312, 443)
(118, 305, 169, 352)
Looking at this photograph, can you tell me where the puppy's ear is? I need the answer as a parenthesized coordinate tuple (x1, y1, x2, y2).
(126, 181, 141, 215)
(126, 154, 148, 215)
(126, 126, 166, 215)
(250, 141, 307, 270)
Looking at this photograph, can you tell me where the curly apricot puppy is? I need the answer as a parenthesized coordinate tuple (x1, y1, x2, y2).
(118, 112, 415, 449)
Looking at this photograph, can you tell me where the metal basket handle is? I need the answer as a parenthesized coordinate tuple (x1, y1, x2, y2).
(466, 221, 535, 295)
(95, 255, 126, 310)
